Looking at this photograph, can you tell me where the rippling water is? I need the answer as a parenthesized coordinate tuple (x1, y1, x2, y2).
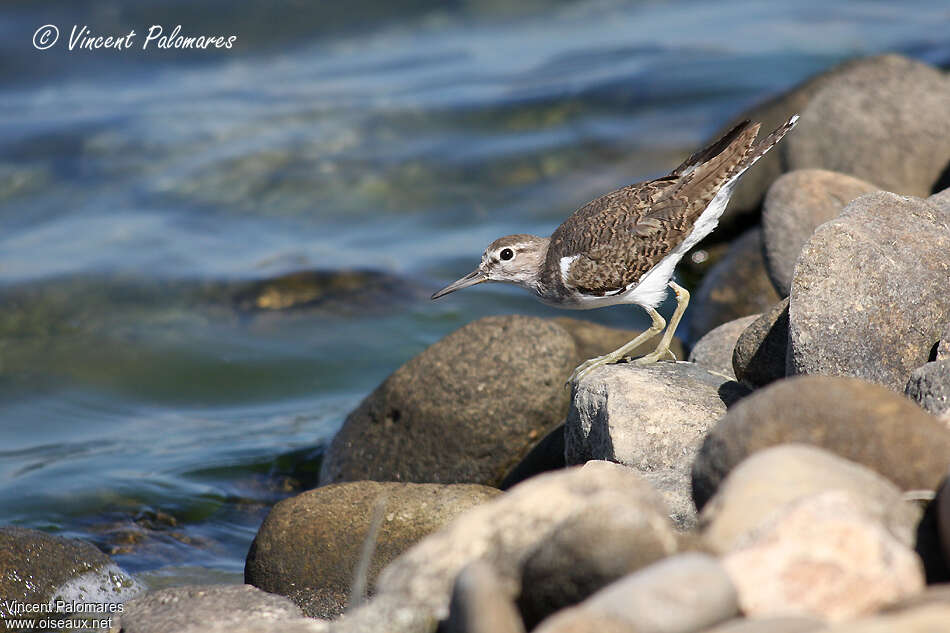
(1, 0, 948, 585)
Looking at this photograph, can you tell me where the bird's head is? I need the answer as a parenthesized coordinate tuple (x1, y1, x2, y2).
(431, 234, 549, 299)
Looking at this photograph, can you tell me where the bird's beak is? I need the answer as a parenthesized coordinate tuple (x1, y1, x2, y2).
(431, 269, 487, 300)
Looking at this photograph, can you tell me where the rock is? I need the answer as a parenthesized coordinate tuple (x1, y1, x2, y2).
(518, 498, 678, 628)
(330, 594, 436, 633)
(788, 192, 950, 392)
(820, 604, 950, 632)
(527, 612, 637, 633)
(445, 562, 525, 633)
(762, 169, 879, 296)
(905, 361, 950, 425)
(499, 424, 565, 490)
(787, 56, 950, 200)
(202, 619, 330, 633)
(732, 298, 789, 387)
(699, 617, 824, 633)
(703, 55, 927, 230)
(567, 362, 749, 528)
(119, 585, 303, 633)
(722, 491, 925, 621)
(936, 475, 950, 576)
(882, 583, 950, 613)
(689, 315, 760, 380)
(688, 228, 781, 342)
(245, 481, 499, 618)
(319, 315, 577, 487)
(699, 444, 920, 554)
(0, 526, 142, 626)
(553, 317, 684, 364)
(533, 553, 738, 633)
(931, 187, 950, 216)
(373, 462, 671, 623)
(939, 323, 950, 361)
(691, 375, 950, 510)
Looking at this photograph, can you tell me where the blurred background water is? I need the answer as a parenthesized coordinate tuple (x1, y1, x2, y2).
(1, 0, 948, 587)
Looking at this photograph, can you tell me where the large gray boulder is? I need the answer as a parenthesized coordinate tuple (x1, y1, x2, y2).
(567, 362, 748, 527)
(762, 169, 879, 296)
(788, 192, 950, 391)
(319, 315, 576, 487)
(245, 481, 499, 618)
(691, 375, 950, 510)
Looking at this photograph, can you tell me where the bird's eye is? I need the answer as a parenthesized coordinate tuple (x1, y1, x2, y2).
(500, 248, 514, 261)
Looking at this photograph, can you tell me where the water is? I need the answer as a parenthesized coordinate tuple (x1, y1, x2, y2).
(1, 0, 948, 587)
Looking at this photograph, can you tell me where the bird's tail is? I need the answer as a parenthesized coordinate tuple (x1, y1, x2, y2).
(742, 114, 799, 169)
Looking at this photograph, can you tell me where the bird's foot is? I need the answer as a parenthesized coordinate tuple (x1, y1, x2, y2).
(566, 351, 624, 387)
(633, 345, 677, 366)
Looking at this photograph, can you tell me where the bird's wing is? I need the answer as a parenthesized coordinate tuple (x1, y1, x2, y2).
(551, 121, 762, 296)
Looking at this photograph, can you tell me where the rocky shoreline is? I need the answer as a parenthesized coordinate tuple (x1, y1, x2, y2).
(3, 52, 950, 633)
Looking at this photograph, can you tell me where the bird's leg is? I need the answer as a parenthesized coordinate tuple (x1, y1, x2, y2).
(635, 281, 689, 365)
(567, 306, 665, 386)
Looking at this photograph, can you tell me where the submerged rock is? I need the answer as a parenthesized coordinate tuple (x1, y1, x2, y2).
(245, 481, 499, 618)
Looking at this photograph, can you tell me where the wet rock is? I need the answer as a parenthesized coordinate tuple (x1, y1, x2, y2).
(689, 315, 760, 381)
(119, 585, 303, 633)
(445, 562, 525, 633)
(905, 361, 950, 425)
(699, 617, 824, 633)
(722, 491, 925, 621)
(553, 317, 684, 363)
(691, 375, 950, 510)
(688, 228, 781, 342)
(373, 462, 670, 623)
(568, 362, 749, 528)
(787, 55, 950, 200)
(0, 526, 142, 624)
(533, 553, 738, 633)
(518, 496, 678, 628)
(245, 481, 499, 618)
(788, 192, 950, 392)
(319, 315, 576, 487)
(732, 298, 789, 387)
(762, 169, 879, 296)
(700, 444, 920, 554)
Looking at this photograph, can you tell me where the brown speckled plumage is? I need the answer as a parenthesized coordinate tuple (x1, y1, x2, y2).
(539, 118, 796, 299)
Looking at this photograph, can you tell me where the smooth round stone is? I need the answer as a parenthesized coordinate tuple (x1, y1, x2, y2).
(689, 314, 760, 381)
(732, 297, 789, 388)
(762, 169, 878, 296)
(699, 444, 920, 554)
(374, 462, 671, 623)
(245, 481, 499, 618)
(699, 617, 824, 633)
(568, 362, 748, 528)
(688, 228, 781, 343)
(819, 604, 950, 632)
(120, 585, 303, 633)
(722, 491, 924, 622)
(319, 315, 577, 487)
(691, 375, 950, 510)
(787, 55, 950, 200)
(788, 192, 950, 392)
(518, 497, 678, 628)
(534, 553, 738, 633)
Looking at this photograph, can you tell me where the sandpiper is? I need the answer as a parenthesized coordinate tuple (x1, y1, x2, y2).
(432, 115, 799, 384)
